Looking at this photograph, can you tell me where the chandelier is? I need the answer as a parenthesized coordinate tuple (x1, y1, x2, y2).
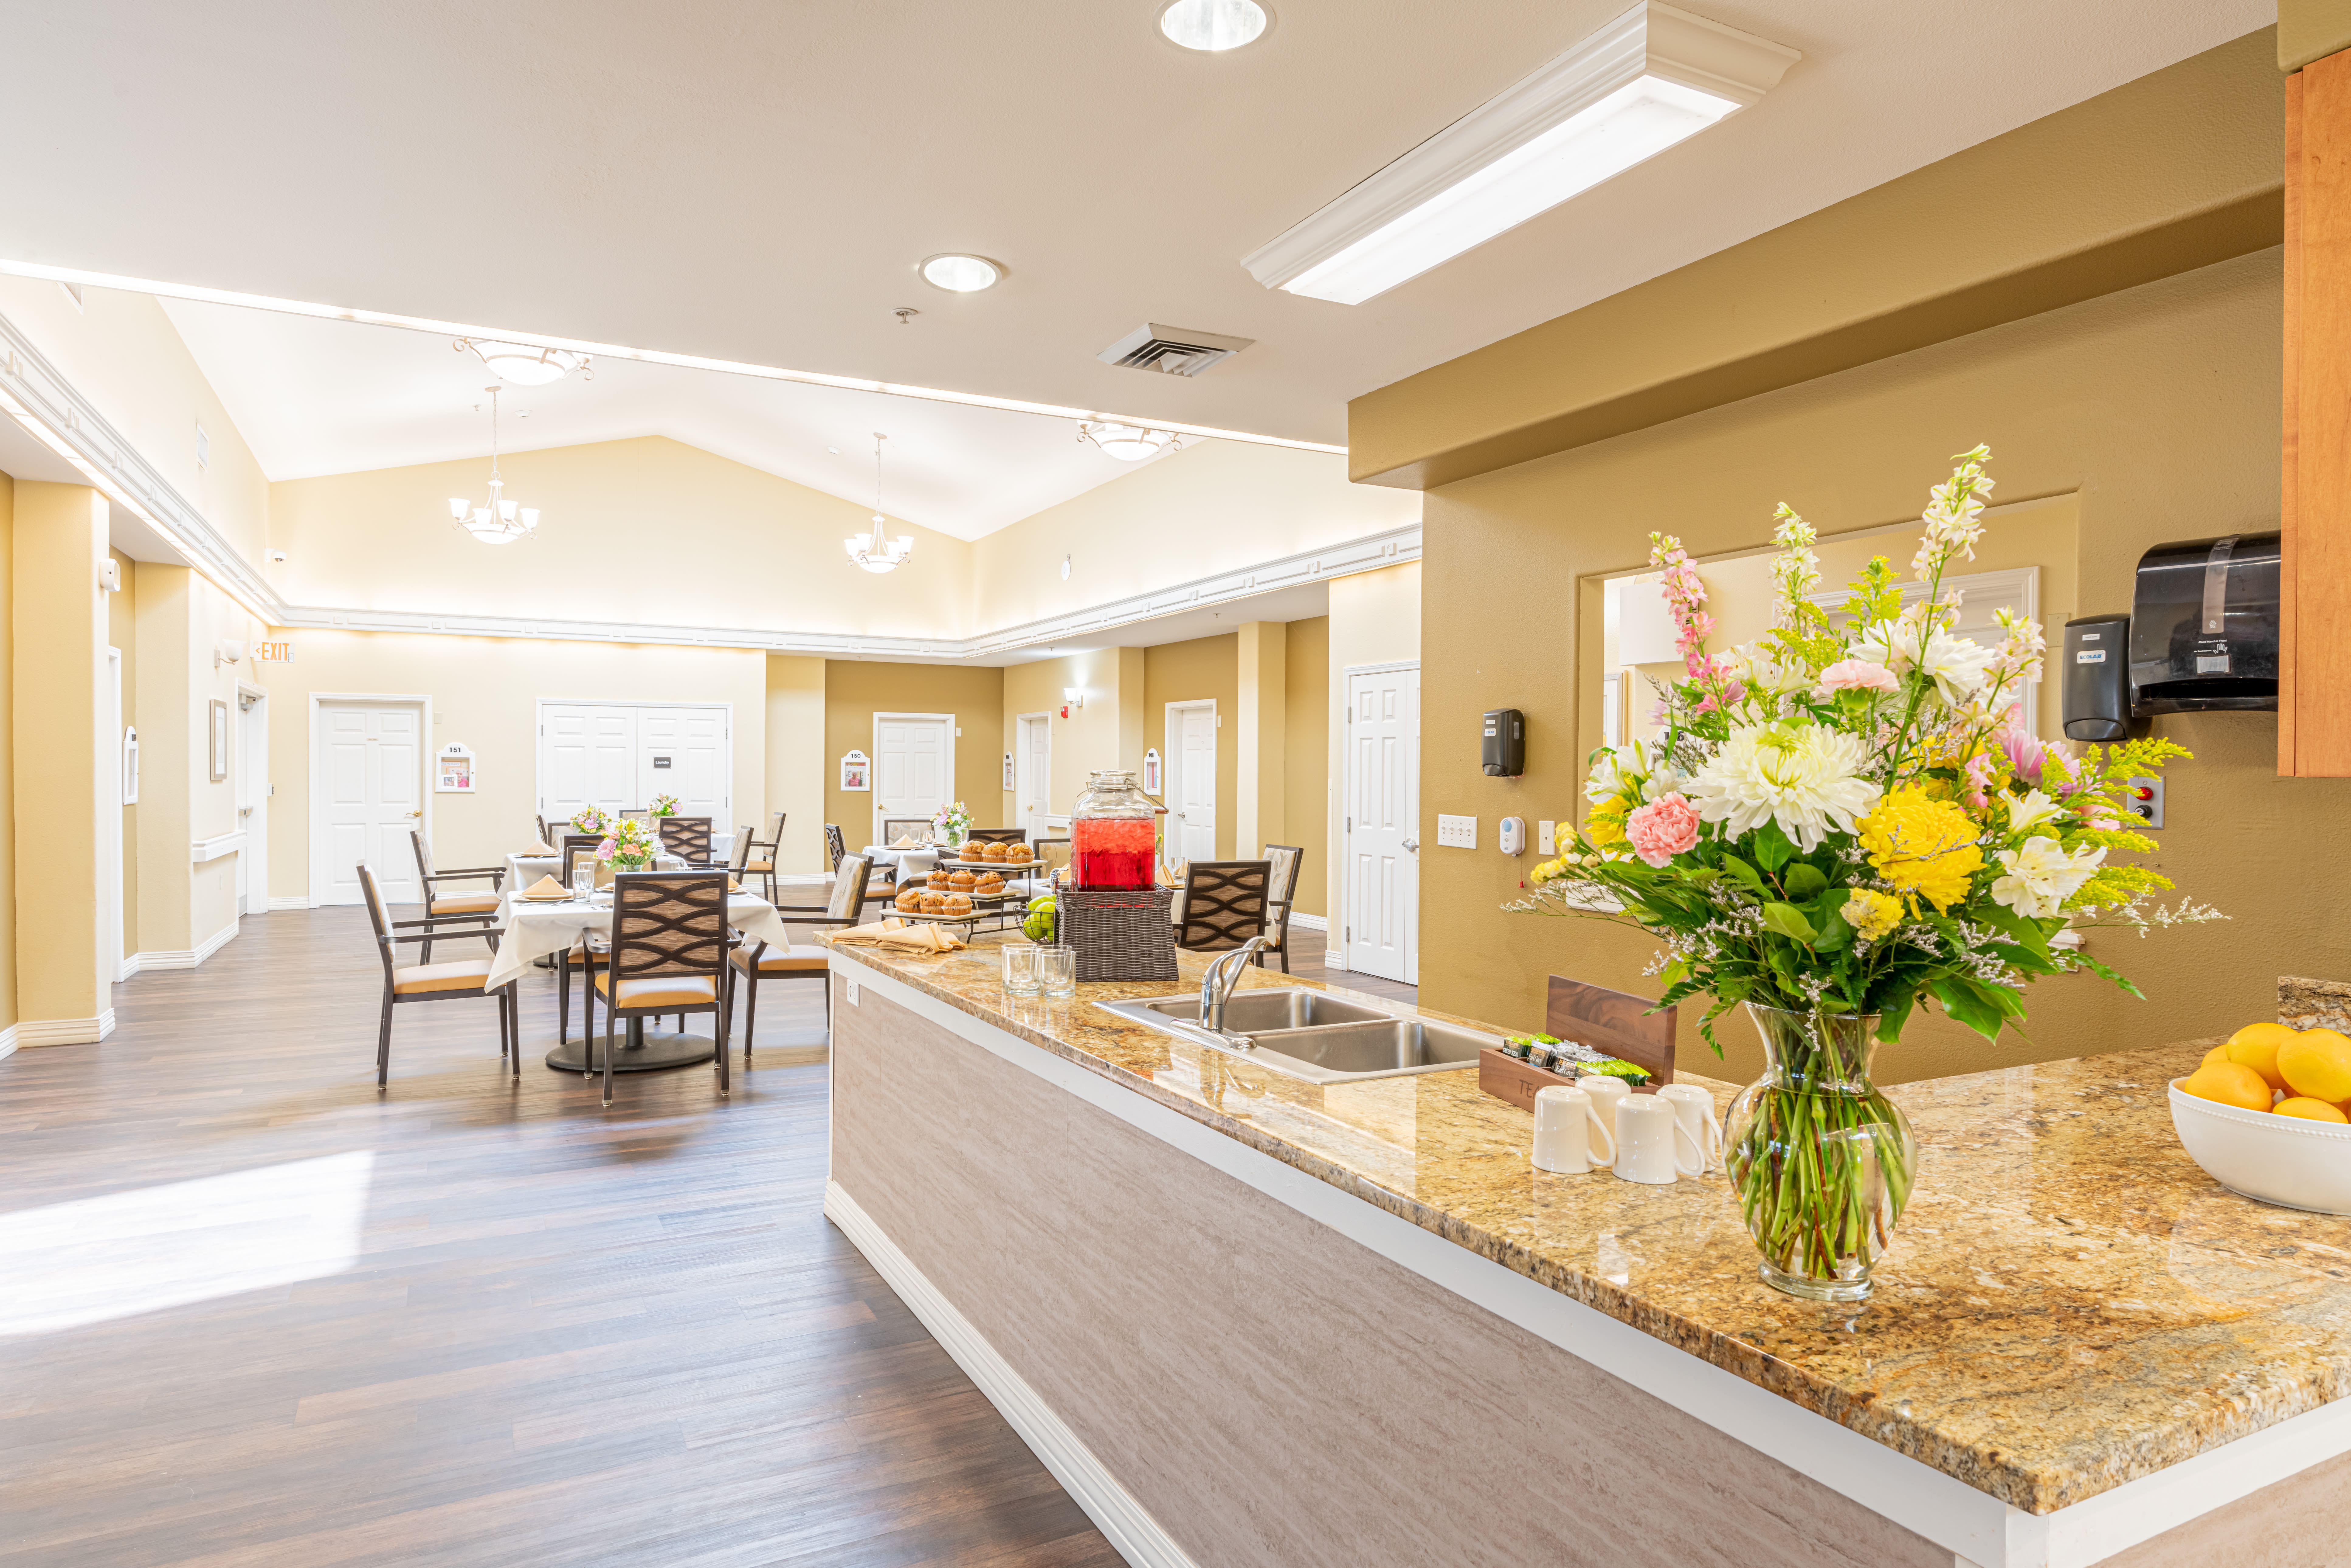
(446, 386, 538, 545)
(452, 337, 592, 386)
(844, 433, 914, 573)
(1078, 421, 1182, 461)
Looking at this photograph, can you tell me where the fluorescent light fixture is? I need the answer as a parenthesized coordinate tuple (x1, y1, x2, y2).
(920, 253, 1002, 292)
(1242, 1, 1796, 305)
(1159, 0, 1267, 52)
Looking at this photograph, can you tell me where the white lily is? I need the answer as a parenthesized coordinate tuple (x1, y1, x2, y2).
(1990, 835, 2105, 919)
(2005, 789, 2062, 835)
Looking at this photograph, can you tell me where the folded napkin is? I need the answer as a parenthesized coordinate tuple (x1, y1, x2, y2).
(727, 877, 745, 892)
(524, 874, 567, 898)
(528, 841, 556, 855)
(890, 834, 926, 849)
(824, 918, 966, 953)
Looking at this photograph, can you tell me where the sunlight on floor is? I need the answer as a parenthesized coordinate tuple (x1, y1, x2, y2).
(0, 1150, 375, 1336)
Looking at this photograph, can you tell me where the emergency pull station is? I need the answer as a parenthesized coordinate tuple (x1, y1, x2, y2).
(1482, 708, 1525, 777)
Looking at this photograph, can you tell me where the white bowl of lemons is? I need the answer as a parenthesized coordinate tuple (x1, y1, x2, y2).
(2171, 1022, 2351, 1215)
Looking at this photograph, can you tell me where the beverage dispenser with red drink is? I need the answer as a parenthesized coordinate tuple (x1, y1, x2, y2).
(1069, 769, 1157, 889)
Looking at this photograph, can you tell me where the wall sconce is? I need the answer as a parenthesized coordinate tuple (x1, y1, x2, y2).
(214, 639, 248, 668)
(1064, 688, 1084, 708)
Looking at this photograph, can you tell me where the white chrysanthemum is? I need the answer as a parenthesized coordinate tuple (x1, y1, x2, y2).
(1685, 724, 1883, 851)
(1850, 621, 1994, 708)
(1990, 835, 2104, 919)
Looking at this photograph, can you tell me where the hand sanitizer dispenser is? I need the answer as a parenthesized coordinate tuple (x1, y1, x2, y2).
(1482, 709, 1525, 777)
(2063, 615, 2132, 742)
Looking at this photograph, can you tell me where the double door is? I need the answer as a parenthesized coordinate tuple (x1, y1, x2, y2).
(540, 703, 728, 826)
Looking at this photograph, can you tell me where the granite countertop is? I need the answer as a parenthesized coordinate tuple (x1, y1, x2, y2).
(833, 936, 2351, 1515)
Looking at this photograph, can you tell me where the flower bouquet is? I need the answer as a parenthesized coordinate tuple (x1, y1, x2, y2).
(1510, 446, 2218, 1300)
(648, 793, 681, 817)
(596, 816, 658, 872)
(570, 805, 612, 837)
(934, 801, 971, 848)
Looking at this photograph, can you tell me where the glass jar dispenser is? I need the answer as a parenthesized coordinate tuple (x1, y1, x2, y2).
(1069, 770, 1158, 889)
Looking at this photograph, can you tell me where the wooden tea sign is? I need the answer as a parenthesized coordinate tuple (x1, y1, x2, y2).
(1477, 974, 1678, 1114)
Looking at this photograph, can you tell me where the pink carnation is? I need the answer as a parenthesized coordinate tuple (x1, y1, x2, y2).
(1625, 793, 1701, 868)
(1816, 659, 1899, 695)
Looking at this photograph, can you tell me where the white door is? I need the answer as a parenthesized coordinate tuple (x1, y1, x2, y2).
(234, 697, 252, 915)
(638, 707, 726, 818)
(540, 704, 636, 825)
(1017, 714, 1051, 839)
(240, 692, 269, 914)
(315, 702, 423, 906)
(1345, 666, 1418, 983)
(873, 715, 950, 841)
(1167, 701, 1217, 863)
(105, 649, 123, 976)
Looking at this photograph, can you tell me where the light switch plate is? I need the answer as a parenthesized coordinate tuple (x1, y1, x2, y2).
(1437, 814, 1477, 849)
(1537, 819, 1555, 855)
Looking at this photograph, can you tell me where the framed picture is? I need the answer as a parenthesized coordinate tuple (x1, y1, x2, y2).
(208, 699, 229, 782)
(840, 748, 871, 791)
(435, 743, 476, 793)
(1141, 747, 1162, 796)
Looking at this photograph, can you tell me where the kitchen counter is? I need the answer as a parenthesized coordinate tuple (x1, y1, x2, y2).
(822, 937, 2351, 1568)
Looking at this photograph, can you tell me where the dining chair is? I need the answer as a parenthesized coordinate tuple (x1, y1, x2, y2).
(963, 827, 1026, 848)
(536, 815, 552, 847)
(408, 829, 507, 963)
(560, 834, 605, 888)
(1174, 860, 1272, 953)
(1257, 844, 1305, 972)
(357, 862, 518, 1089)
(591, 870, 734, 1107)
(745, 811, 782, 901)
(879, 816, 932, 845)
(729, 853, 869, 1061)
(658, 815, 716, 866)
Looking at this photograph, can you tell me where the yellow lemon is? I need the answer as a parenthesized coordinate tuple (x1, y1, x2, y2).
(2276, 1097, 2351, 1123)
(2277, 1029, 2351, 1103)
(2200, 1044, 2229, 1070)
(2225, 1022, 2298, 1093)
(2182, 1060, 2276, 1112)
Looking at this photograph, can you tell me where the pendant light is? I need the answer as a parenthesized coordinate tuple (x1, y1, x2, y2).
(844, 433, 914, 573)
(446, 386, 539, 545)
(1078, 420, 1182, 461)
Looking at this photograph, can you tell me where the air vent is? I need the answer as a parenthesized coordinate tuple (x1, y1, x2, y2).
(1096, 322, 1255, 377)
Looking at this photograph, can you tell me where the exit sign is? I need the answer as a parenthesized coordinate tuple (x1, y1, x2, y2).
(255, 640, 295, 663)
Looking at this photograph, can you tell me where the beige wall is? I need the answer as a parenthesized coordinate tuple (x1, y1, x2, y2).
(971, 440, 1420, 631)
(0, 473, 15, 1028)
(822, 661, 1005, 852)
(271, 435, 974, 633)
(1144, 634, 1239, 862)
(109, 549, 138, 950)
(260, 632, 767, 899)
(1327, 563, 1422, 943)
(1284, 616, 1329, 918)
(1000, 650, 1134, 829)
(763, 655, 827, 874)
(1413, 249, 2289, 1088)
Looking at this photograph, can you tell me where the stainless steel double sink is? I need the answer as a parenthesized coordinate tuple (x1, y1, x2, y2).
(1096, 988, 1496, 1084)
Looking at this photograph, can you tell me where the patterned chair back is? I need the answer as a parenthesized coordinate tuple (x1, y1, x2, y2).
(1263, 844, 1304, 950)
(606, 872, 729, 986)
(658, 815, 714, 864)
(824, 824, 847, 871)
(560, 833, 604, 888)
(1174, 860, 1271, 952)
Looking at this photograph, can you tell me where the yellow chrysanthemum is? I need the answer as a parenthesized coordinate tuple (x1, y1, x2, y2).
(1844, 888, 1902, 942)
(1586, 793, 1632, 848)
(1856, 786, 1983, 911)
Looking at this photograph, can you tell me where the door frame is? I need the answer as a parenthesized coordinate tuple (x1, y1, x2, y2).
(531, 698, 734, 822)
(309, 692, 433, 907)
(237, 681, 269, 916)
(870, 711, 956, 845)
(1341, 660, 1419, 984)
(105, 646, 124, 980)
(1015, 711, 1052, 839)
(1163, 698, 1217, 869)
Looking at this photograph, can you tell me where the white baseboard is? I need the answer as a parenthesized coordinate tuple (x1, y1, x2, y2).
(0, 1023, 18, 1062)
(1288, 912, 1327, 932)
(268, 895, 314, 912)
(131, 919, 240, 973)
(826, 1180, 1199, 1568)
(117, 953, 140, 981)
(1324, 949, 1346, 969)
(18, 1011, 114, 1047)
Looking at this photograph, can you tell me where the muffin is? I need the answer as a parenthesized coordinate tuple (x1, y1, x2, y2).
(943, 893, 973, 915)
(1001, 843, 1031, 864)
(981, 841, 1007, 861)
(975, 872, 1006, 896)
(926, 868, 950, 888)
(920, 892, 948, 913)
(894, 889, 923, 913)
(948, 869, 976, 890)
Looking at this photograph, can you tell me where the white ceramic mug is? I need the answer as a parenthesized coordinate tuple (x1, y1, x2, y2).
(1576, 1074, 1632, 1129)
(1655, 1083, 1724, 1172)
(1614, 1094, 1706, 1184)
(1533, 1085, 1616, 1174)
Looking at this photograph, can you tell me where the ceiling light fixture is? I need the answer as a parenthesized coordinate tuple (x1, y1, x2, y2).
(446, 386, 539, 545)
(453, 336, 592, 386)
(1159, 0, 1268, 51)
(844, 433, 914, 574)
(920, 253, 1003, 292)
(1078, 422, 1181, 461)
(1243, 1, 1796, 305)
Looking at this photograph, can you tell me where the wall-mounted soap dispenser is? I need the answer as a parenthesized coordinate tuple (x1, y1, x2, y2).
(2129, 531, 2279, 716)
(2063, 615, 2133, 741)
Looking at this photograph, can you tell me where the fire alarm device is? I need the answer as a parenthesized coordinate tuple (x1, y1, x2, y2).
(1482, 708, 1525, 777)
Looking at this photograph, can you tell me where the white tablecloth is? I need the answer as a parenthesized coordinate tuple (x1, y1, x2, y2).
(484, 887, 797, 989)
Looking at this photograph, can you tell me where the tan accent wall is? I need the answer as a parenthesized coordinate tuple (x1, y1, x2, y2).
(1283, 616, 1329, 918)
(822, 661, 1004, 851)
(1346, 33, 2286, 490)
(109, 550, 137, 950)
(259, 632, 767, 899)
(762, 655, 827, 874)
(1327, 564, 1421, 946)
(1144, 633, 1238, 862)
(1413, 248, 2288, 1088)
(13, 483, 108, 1032)
(1000, 650, 1134, 830)
(2282, 0, 2351, 71)
(0, 471, 16, 1028)
(1235, 622, 1286, 862)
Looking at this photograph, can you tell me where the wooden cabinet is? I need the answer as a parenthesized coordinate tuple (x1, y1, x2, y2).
(2284, 51, 2351, 774)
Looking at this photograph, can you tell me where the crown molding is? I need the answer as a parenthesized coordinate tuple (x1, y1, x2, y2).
(273, 522, 1421, 661)
(0, 309, 285, 622)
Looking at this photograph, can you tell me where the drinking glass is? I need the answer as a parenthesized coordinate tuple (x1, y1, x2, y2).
(1001, 944, 1041, 997)
(1038, 945, 1077, 998)
(571, 865, 593, 901)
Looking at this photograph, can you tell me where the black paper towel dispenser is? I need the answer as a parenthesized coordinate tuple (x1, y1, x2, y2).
(2129, 531, 2279, 717)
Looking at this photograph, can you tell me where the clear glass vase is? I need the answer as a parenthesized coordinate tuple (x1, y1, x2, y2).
(1724, 1004, 1917, 1302)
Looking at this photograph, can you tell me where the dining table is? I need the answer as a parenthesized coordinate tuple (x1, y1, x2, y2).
(486, 877, 799, 1073)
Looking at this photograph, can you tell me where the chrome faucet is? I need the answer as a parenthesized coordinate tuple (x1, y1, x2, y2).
(1200, 938, 1272, 1039)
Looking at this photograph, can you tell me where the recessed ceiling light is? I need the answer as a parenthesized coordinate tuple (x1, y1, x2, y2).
(1159, 0, 1268, 51)
(920, 253, 1002, 292)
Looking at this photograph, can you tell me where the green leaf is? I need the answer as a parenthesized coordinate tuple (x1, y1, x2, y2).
(1811, 902, 1856, 951)
(1928, 974, 2008, 1041)
(1750, 819, 1796, 874)
(1760, 902, 1816, 943)
(2075, 952, 2147, 1000)
(1718, 856, 1766, 894)
(1781, 863, 1828, 901)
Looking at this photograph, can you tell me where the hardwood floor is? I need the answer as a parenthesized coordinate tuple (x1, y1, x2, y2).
(0, 908, 1121, 1568)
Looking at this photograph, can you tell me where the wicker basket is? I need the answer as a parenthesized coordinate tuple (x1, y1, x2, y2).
(1058, 886, 1178, 983)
